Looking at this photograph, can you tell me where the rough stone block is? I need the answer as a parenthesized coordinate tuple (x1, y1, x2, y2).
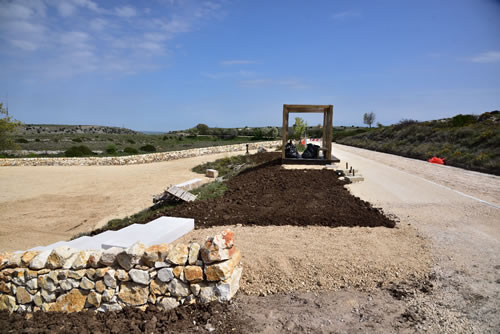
(205, 248, 241, 281)
(206, 169, 218, 178)
(167, 244, 189, 265)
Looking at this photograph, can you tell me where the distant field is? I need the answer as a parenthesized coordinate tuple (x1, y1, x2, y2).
(3, 124, 274, 158)
(337, 111, 500, 175)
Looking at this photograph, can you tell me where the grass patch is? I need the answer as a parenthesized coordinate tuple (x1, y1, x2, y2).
(191, 181, 228, 200)
(192, 155, 254, 177)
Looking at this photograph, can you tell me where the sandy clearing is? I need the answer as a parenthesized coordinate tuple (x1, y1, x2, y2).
(0, 150, 254, 252)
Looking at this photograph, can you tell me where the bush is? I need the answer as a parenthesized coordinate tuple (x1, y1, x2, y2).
(16, 138, 29, 143)
(450, 114, 476, 127)
(124, 147, 138, 154)
(105, 144, 117, 154)
(127, 139, 135, 144)
(64, 145, 94, 157)
(140, 144, 156, 152)
(72, 138, 82, 143)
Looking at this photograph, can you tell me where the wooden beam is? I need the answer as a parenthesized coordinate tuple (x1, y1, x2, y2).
(282, 105, 289, 160)
(325, 105, 333, 160)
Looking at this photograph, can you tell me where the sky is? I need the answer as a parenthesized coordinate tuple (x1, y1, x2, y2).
(0, 0, 499, 131)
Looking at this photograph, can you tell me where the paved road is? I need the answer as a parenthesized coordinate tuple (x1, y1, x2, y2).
(333, 143, 500, 332)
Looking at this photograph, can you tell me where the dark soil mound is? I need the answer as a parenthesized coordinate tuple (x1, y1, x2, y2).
(0, 303, 251, 334)
(169, 160, 396, 229)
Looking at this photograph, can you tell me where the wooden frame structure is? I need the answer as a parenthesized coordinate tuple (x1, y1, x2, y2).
(281, 104, 338, 164)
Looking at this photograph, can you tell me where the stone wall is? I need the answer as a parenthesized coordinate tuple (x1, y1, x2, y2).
(0, 141, 281, 167)
(0, 230, 241, 313)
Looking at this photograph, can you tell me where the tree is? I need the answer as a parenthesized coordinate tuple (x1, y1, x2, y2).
(195, 123, 209, 135)
(363, 112, 376, 128)
(267, 127, 279, 138)
(292, 117, 307, 140)
(0, 102, 21, 150)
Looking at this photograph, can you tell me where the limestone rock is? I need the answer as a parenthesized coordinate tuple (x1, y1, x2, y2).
(11, 269, 26, 285)
(184, 266, 203, 283)
(103, 269, 117, 288)
(80, 276, 95, 290)
(198, 284, 217, 303)
(21, 251, 40, 266)
(95, 280, 106, 293)
(67, 269, 86, 280)
(117, 242, 146, 270)
(0, 295, 17, 312)
(158, 297, 179, 310)
(41, 289, 56, 302)
(143, 244, 172, 266)
(157, 268, 174, 283)
(71, 251, 90, 269)
(205, 247, 241, 281)
(7, 253, 23, 268)
(25, 270, 38, 280)
(150, 278, 168, 295)
(87, 250, 102, 268)
(86, 291, 102, 308)
(63, 252, 79, 269)
(166, 244, 189, 265)
(33, 292, 43, 307)
(60, 278, 80, 291)
(188, 243, 201, 265)
(26, 278, 37, 290)
(173, 266, 185, 281)
(95, 268, 109, 278)
(47, 246, 77, 269)
(38, 275, 56, 292)
(216, 266, 242, 301)
(97, 303, 122, 312)
(200, 230, 236, 264)
(29, 250, 51, 270)
(50, 289, 87, 313)
(100, 247, 123, 266)
(167, 278, 190, 297)
(86, 268, 96, 280)
(154, 261, 169, 269)
(118, 282, 149, 305)
(16, 286, 33, 304)
(115, 269, 129, 281)
(102, 289, 115, 302)
(0, 281, 11, 293)
(190, 283, 201, 296)
(129, 269, 150, 285)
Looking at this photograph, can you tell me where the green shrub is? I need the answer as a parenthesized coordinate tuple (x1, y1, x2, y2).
(106, 144, 117, 154)
(72, 138, 82, 143)
(450, 114, 477, 127)
(127, 139, 135, 144)
(124, 147, 138, 154)
(140, 144, 156, 152)
(16, 138, 29, 143)
(191, 181, 228, 200)
(64, 145, 94, 157)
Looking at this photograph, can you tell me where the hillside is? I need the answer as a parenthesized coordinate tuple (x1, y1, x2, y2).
(17, 124, 137, 135)
(336, 111, 500, 175)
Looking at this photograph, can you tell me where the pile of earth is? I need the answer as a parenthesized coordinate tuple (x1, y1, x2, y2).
(166, 153, 396, 229)
(0, 302, 251, 334)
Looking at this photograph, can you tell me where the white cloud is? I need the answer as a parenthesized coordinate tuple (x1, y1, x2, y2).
(57, 2, 76, 17)
(0, 3, 36, 19)
(89, 18, 107, 31)
(10, 39, 39, 51)
(220, 60, 257, 65)
(467, 51, 500, 63)
(332, 10, 360, 20)
(115, 5, 137, 17)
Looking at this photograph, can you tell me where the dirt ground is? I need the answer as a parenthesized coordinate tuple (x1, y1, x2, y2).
(0, 150, 255, 252)
(1, 144, 499, 333)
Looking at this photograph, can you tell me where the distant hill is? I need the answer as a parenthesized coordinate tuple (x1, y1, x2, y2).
(17, 124, 137, 135)
(336, 111, 500, 175)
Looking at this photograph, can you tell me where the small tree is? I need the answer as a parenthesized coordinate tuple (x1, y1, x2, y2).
(0, 102, 21, 150)
(363, 112, 376, 128)
(292, 117, 307, 140)
(195, 123, 209, 135)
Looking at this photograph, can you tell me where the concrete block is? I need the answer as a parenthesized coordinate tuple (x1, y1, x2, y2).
(345, 175, 364, 183)
(176, 178, 202, 191)
(206, 169, 218, 178)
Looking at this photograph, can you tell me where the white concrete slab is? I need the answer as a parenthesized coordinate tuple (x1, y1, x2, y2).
(176, 178, 203, 191)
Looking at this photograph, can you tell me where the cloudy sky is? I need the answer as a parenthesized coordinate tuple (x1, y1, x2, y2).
(1, 0, 499, 131)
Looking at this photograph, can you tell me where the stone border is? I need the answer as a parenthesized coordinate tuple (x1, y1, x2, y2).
(0, 230, 241, 313)
(0, 141, 281, 167)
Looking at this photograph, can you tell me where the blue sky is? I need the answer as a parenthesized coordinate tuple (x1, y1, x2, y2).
(1, 0, 499, 131)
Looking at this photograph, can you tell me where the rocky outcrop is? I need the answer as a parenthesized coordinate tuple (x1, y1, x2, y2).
(0, 230, 241, 313)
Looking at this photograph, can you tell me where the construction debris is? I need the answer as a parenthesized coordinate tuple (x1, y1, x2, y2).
(153, 186, 197, 206)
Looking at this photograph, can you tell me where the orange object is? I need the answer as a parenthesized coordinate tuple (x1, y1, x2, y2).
(428, 157, 445, 165)
(301, 139, 305, 145)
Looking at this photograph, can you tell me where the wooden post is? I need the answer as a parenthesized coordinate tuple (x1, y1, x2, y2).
(325, 105, 333, 160)
(282, 105, 289, 160)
